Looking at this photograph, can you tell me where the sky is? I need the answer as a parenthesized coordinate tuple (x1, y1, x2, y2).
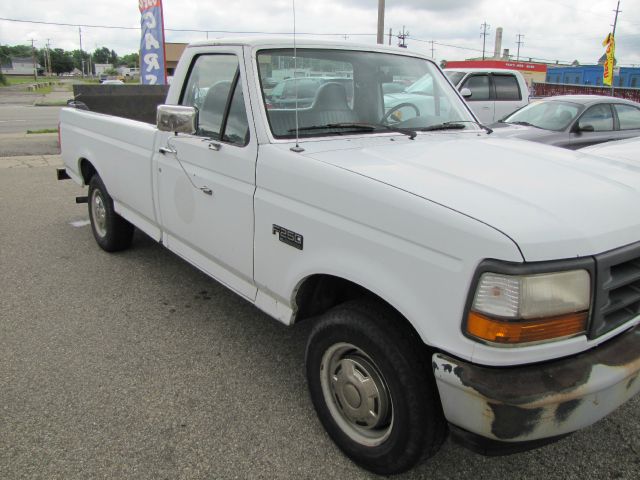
(1, 0, 639, 66)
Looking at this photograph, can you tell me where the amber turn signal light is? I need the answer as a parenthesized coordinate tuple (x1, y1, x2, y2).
(466, 311, 588, 345)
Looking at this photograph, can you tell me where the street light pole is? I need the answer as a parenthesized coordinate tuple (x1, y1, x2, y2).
(377, 0, 385, 45)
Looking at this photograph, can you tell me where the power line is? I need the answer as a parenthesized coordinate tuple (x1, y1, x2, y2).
(3, 15, 637, 67)
(0, 16, 377, 36)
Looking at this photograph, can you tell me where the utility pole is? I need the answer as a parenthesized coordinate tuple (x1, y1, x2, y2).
(429, 40, 436, 59)
(611, 0, 621, 96)
(78, 27, 85, 78)
(388, 28, 392, 46)
(29, 38, 37, 82)
(480, 22, 490, 60)
(377, 0, 385, 44)
(45, 39, 52, 78)
(516, 34, 525, 61)
(398, 26, 409, 48)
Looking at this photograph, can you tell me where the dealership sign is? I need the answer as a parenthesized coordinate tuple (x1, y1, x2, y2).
(139, 0, 166, 85)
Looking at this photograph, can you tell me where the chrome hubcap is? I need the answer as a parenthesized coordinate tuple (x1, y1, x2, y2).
(320, 343, 393, 446)
(91, 189, 107, 238)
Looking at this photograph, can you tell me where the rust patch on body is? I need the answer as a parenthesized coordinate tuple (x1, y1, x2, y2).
(488, 404, 543, 439)
(555, 399, 582, 423)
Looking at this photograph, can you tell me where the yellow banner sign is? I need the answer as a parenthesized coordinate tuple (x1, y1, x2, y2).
(602, 33, 615, 87)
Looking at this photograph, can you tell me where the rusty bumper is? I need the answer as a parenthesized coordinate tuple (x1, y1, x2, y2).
(432, 326, 640, 445)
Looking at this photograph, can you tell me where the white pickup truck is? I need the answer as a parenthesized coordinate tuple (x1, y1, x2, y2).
(59, 39, 640, 475)
(444, 68, 529, 124)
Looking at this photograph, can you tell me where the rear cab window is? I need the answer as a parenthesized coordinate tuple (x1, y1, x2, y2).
(493, 74, 521, 101)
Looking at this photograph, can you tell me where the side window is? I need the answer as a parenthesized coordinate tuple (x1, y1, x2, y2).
(578, 104, 614, 132)
(614, 104, 640, 130)
(181, 55, 238, 139)
(462, 75, 490, 101)
(223, 81, 250, 146)
(493, 75, 521, 101)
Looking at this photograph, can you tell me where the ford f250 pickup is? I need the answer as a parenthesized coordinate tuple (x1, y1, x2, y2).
(58, 38, 640, 475)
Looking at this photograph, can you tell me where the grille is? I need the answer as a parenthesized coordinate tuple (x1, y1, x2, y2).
(591, 241, 640, 338)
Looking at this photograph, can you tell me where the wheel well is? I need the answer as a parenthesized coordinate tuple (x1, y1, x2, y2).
(293, 274, 410, 327)
(79, 158, 97, 185)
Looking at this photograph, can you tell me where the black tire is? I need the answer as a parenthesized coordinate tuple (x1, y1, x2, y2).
(87, 174, 134, 252)
(305, 300, 447, 475)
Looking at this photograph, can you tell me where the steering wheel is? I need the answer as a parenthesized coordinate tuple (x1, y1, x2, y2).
(382, 103, 420, 124)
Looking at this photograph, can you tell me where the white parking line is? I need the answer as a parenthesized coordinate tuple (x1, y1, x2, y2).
(70, 220, 90, 227)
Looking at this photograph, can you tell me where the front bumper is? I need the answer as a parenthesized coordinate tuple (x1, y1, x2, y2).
(432, 326, 640, 446)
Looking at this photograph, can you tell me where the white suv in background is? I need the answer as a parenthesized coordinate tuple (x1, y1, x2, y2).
(445, 68, 529, 124)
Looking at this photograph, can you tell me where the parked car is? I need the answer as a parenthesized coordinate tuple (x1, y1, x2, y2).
(490, 95, 640, 149)
(58, 38, 640, 475)
(267, 76, 353, 109)
(444, 68, 529, 124)
(100, 79, 124, 85)
(580, 136, 640, 161)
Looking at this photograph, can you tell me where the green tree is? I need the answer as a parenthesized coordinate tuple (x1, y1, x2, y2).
(50, 48, 74, 74)
(92, 46, 111, 64)
(109, 49, 118, 66)
(71, 49, 91, 72)
(4, 44, 32, 58)
(119, 52, 139, 68)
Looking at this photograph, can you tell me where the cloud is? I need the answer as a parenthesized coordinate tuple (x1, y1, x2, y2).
(348, 0, 483, 13)
(0, 0, 638, 65)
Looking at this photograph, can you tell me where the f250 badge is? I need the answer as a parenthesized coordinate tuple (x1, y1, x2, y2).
(272, 225, 303, 250)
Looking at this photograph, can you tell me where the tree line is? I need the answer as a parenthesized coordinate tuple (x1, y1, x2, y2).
(0, 44, 139, 75)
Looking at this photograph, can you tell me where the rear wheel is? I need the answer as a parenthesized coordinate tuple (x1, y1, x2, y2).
(88, 174, 134, 252)
(305, 300, 446, 474)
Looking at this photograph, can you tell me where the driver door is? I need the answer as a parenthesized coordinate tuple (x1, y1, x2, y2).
(461, 74, 494, 124)
(154, 49, 257, 299)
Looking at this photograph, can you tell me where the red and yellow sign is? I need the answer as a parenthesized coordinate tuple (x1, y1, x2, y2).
(602, 33, 615, 87)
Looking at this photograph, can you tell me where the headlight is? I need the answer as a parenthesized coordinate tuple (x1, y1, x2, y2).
(466, 269, 591, 346)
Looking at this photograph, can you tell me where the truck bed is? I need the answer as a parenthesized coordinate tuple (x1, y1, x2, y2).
(72, 84, 170, 124)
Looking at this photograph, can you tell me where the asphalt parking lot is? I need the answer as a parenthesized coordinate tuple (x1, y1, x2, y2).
(1, 126, 639, 478)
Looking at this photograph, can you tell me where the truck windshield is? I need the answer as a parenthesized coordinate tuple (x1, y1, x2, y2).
(257, 49, 476, 139)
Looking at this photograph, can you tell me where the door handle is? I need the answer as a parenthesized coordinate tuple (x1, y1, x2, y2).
(200, 187, 213, 196)
(208, 142, 221, 151)
(159, 146, 177, 155)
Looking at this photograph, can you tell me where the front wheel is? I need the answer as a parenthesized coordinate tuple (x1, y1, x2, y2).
(305, 300, 446, 475)
(88, 174, 134, 252)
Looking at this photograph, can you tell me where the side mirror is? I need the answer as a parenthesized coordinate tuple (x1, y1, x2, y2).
(157, 105, 198, 134)
(460, 88, 472, 98)
(577, 124, 595, 133)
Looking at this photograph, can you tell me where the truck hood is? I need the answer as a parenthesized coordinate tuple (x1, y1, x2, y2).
(297, 134, 640, 261)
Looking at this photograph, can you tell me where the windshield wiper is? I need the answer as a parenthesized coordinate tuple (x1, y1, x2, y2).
(418, 120, 493, 134)
(288, 123, 417, 139)
(509, 121, 540, 129)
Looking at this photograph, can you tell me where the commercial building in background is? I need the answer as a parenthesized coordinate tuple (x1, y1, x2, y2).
(546, 65, 640, 88)
(164, 43, 187, 78)
(443, 59, 547, 87)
